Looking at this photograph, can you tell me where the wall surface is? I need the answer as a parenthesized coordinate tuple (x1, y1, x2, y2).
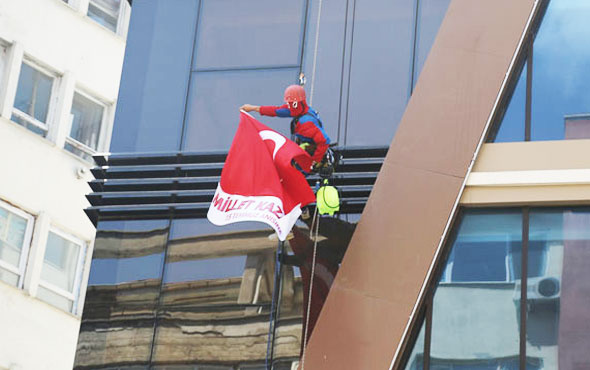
(0, 119, 95, 238)
(0, 0, 125, 99)
(462, 140, 590, 205)
(0, 282, 81, 370)
(303, 0, 537, 368)
(0, 0, 126, 369)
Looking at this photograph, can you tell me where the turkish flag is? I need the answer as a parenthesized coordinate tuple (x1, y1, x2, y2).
(207, 111, 316, 240)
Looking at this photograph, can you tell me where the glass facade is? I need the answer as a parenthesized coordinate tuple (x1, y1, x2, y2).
(78, 0, 452, 367)
(489, 0, 590, 143)
(76, 220, 169, 367)
(77, 0, 590, 368)
(75, 217, 355, 368)
(403, 207, 590, 369)
(110, 0, 450, 153)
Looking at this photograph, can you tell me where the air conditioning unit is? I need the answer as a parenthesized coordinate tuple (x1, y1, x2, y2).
(513, 276, 560, 303)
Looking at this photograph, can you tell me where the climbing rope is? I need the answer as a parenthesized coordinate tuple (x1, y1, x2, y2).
(301, 205, 321, 370)
(300, 1, 325, 364)
(308, 0, 324, 106)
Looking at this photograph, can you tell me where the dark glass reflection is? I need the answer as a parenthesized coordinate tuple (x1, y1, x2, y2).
(193, 0, 305, 70)
(491, 62, 527, 143)
(531, 0, 590, 141)
(403, 317, 425, 370)
(74, 220, 169, 369)
(300, 0, 348, 145)
(109, 0, 199, 152)
(528, 208, 590, 368)
(345, 0, 415, 146)
(183, 69, 299, 151)
(272, 216, 355, 366)
(151, 219, 275, 367)
(430, 210, 522, 365)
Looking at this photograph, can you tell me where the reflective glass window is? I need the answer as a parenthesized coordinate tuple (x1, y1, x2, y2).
(345, 0, 415, 146)
(194, 0, 305, 69)
(182, 68, 298, 151)
(12, 62, 54, 137)
(0, 202, 33, 288)
(110, 0, 199, 152)
(151, 219, 274, 366)
(431, 210, 522, 364)
(527, 208, 590, 368)
(74, 220, 169, 368)
(531, 0, 590, 141)
(490, 62, 527, 143)
(272, 216, 355, 365)
(300, 0, 348, 144)
(412, 0, 451, 88)
(403, 317, 425, 370)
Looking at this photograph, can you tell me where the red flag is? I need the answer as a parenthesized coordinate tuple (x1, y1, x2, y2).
(207, 112, 316, 240)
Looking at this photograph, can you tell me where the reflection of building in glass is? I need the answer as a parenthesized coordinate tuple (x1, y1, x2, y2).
(564, 114, 590, 140)
(75, 218, 353, 368)
(75, 0, 590, 369)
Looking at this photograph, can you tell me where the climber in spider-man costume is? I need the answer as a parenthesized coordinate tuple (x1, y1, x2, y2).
(240, 85, 331, 167)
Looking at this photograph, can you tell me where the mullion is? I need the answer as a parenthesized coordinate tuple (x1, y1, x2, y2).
(423, 293, 432, 370)
(519, 208, 530, 370)
(524, 39, 533, 141)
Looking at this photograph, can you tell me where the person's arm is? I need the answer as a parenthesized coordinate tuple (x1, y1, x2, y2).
(297, 121, 328, 163)
(240, 104, 260, 113)
(241, 103, 293, 117)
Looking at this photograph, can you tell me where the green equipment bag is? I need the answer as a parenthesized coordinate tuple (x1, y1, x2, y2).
(316, 181, 340, 216)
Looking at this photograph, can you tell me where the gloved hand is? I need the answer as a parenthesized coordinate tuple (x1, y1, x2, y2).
(240, 104, 260, 112)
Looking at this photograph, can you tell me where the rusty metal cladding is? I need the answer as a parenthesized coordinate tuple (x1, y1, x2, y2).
(302, 0, 537, 368)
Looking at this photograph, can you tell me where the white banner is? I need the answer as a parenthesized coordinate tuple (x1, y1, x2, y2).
(207, 184, 302, 241)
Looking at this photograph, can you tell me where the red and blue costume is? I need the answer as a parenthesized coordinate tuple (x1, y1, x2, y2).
(259, 103, 331, 164)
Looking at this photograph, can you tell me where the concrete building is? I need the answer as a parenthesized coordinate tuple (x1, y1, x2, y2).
(74, 0, 590, 369)
(0, 0, 129, 368)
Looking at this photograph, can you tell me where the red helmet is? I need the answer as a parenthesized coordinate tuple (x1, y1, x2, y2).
(284, 85, 306, 103)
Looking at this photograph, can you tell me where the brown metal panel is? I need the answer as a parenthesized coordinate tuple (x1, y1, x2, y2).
(303, 286, 404, 370)
(303, 0, 537, 368)
(332, 164, 463, 302)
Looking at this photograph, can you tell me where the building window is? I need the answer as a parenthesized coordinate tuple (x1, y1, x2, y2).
(88, 0, 122, 33)
(11, 61, 55, 137)
(37, 229, 85, 313)
(489, 0, 590, 142)
(0, 201, 34, 288)
(404, 207, 590, 368)
(0, 42, 8, 89)
(65, 91, 106, 160)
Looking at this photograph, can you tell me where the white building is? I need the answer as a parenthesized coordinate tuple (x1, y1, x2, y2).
(0, 0, 129, 368)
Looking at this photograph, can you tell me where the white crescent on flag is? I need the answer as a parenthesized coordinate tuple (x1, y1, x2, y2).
(259, 130, 286, 160)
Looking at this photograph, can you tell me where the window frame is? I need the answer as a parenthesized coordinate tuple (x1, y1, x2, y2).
(65, 88, 110, 156)
(0, 199, 35, 289)
(442, 236, 525, 283)
(11, 58, 59, 136)
(87, 0, 124, 34)
(38, 227, 87, 313)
